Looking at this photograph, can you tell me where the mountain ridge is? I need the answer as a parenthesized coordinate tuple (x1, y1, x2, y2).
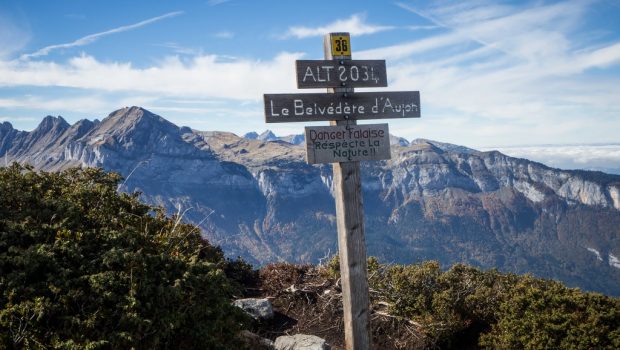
(1, 106, 619, 295)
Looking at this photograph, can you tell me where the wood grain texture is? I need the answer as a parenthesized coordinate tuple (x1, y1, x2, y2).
(324, 32, 372, 350)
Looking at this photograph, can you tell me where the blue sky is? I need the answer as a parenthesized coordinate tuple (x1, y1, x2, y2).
(1, 0, 619, 151)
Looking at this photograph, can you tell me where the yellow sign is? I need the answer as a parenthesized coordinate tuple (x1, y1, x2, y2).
(331, 33, 351, 57)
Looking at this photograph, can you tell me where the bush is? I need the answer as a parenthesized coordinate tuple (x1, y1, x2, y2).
(0, 164, 251, 349)
(479, 276, 620, 349)
(365, 258, 620, 349)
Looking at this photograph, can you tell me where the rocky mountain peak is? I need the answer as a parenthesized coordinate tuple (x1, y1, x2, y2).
(408, 139, 446, 153)
(34, 115, 70, 134)
(100, 106, 173, 131)
(15, 115, 71, 156)
(244, 131, 259, 140)
(411, 138, 478, 154)
(390, 134, 410, 147)
(258, 130, 278, 141)
(87, 106, 180, 145)
(0, 122, 19, 156)
(55, 119, 97, 144)
(1, 121, 14, 132)
(245, 130, 305, 145)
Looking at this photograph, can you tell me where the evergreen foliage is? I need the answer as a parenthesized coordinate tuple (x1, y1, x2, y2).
(326, 256, 620, 349)
(367, 260, 620, 349)
(0, 164, 250, 349)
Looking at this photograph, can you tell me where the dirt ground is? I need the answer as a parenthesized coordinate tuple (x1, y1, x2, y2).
(244, 263, 430, 350)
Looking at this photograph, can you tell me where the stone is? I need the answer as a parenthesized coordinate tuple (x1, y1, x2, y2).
(274, 334, 330, 350)
(233, 298, 274, 320)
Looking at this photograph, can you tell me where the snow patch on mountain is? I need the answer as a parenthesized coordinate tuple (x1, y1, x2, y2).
(609, 254, 620, 269)
(586, 247, 603, 261)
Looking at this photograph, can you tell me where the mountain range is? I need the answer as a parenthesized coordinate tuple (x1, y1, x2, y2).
(1, 106, 619, 295)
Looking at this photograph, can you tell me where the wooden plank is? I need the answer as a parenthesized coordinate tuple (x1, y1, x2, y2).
(264, 91, 420, 123)
(324, 32, 371, 350)
(305, 123, 391, 164)
(296, 60, 387, 88)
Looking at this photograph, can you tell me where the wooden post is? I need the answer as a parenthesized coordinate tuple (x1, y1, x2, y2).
(324, 32, 371, 350)
(264, 30, 419, 349)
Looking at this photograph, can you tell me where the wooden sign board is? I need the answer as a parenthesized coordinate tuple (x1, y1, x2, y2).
(305, 123, 391, 164)
(296, 60, 387, 88)
(264, 91, 420, 123)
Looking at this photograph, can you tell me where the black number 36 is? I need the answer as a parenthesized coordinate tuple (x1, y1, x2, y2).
(335, 38, 349, 52)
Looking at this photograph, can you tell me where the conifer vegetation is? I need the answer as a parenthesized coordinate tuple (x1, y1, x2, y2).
(0, 164, 251, 349)
(1, 165, 619, 349)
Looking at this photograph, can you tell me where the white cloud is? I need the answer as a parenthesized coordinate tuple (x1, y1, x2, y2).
(0, 13, 30, 59)
(0, 116, 41, 123)
(20, 11, 184, 60)
(363, 0, 620, 146)
(156, 42, 203, 56)
(0, 95, 109, 112)
(283, 13, 394, 39)
(214, 31, 234, 39)
(0, 52, 302, 100)
(482, 144, 620, 174)
(407, 25, 440, 31)
(397, 0, 585, 61)
(208, 0, 232, 6)
(357, 32, 465, 60)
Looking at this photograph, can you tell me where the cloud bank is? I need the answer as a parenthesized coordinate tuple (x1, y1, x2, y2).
(485, 144, 620, 174)
(283, 13, 394, 39)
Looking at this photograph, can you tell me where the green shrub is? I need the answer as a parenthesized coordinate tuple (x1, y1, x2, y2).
(479, 276, 620, 349)
(0, 164, 250, 349)
(366, 259, 620, 349)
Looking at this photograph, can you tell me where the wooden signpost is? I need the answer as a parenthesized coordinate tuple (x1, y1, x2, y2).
(263, 32, 420, 350)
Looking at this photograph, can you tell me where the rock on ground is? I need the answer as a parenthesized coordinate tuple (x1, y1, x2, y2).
(233, 298, 274, 320)
(274, 334, 330, 350)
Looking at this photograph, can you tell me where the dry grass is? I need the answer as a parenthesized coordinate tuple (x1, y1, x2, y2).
(247, 263, 430, 350)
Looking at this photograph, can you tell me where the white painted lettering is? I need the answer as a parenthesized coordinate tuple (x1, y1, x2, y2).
(350, 66, 359, 81)
(270, 100, 279, 117)
(323, 66, 334, 81)
(294, 100, 304, 115)
(338, 66, 347, 81)
(303, 67, 315, 82)
(382, 98, 393, 113)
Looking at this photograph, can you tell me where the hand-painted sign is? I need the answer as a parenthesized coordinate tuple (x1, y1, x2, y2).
(296, 60, 387, 88)
(264, 91, 420, 123)
(305, 123, 391, 164)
